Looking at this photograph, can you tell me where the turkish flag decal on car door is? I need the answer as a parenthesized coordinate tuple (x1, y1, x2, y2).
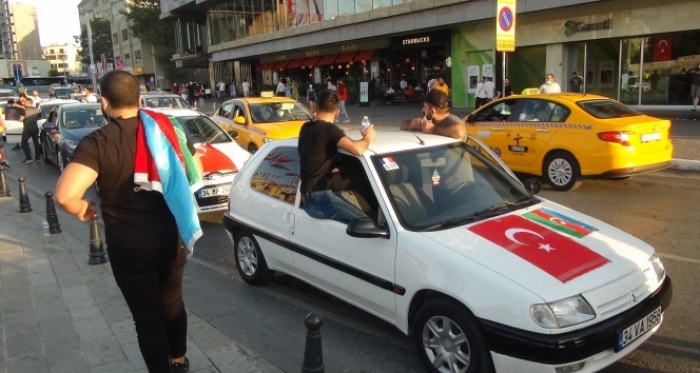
(468, 215, 610, 283)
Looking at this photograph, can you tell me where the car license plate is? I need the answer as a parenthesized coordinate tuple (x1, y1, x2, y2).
(616, 307, 662, 352)
(198, 185, 230, 198)
(640, 132, 661, 143)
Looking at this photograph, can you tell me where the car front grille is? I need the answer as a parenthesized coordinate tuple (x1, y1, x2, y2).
(196, 194, 228, 207)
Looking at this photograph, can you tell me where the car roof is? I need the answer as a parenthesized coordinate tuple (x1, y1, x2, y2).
(506, 92, 615, 104)
(59, 102, 101, 110)
(39, 99, 79, 105)
(273, 130, 459, 155)
(148, 108, 203, 117)
(229, 97, 300, 105)
(141, 92, 181, 98)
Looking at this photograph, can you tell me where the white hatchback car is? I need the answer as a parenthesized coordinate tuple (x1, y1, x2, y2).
(222, 132, 672, 373)
(151, 108, 250, 213)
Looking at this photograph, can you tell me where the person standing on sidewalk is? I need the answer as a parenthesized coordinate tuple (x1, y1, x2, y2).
(335, 78, 350, 123)
(19, 93, 40, 163)
(242, 79, 250, 97)
(539, 73, 562, 93)
(54, 70, 203, 373)
(690, 63, 700, 111)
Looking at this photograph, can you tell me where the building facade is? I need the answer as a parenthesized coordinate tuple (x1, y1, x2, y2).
(160, 0, 700, 108)
(42, 43, 82, 77)
(9, 2, 41, 60)
(0, 0, 13, 59)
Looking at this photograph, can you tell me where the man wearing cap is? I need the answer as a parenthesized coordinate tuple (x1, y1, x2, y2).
(401, 89, 465, 140)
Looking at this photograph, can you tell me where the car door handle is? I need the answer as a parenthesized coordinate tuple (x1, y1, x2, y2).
(536, 128, 550, 133)
(287, 213, 295, 234)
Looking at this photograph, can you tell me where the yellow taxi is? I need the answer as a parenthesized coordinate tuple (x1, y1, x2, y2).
(211, 92, 314, 153)
(464, 93, 673, 191)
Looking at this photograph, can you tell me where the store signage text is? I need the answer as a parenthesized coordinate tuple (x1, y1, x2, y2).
(341, 44, 359, 52)
(402, 37, 430, 45)
(305, 49, 320, 57)
(564, 19, 612, 37)
(274, 54, 287, 61)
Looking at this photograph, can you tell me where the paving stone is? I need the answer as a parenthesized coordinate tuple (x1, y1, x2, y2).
(75, 315, 113, 342)
(48, 356, 91, 373)
(39, 314, 77, 337)
(55, 271, 87, 290)
(88, 359, 133, 373)
(187, 313, 236, 352)
(6, 330, 42, 358)
(6, 353, 49, 373)
(3, 311, 39, 336)
(49, 253, 80, 275)
(109, 318, 137, 345)
(29, 271, 58, 287)
(205, 344, 260, 373)
(100, 297, 132, 324)
(121, 341, 147, 371)
(1, 291, 34, 316)
(43, 332, 83, 363)
(81, 335, 124, 367)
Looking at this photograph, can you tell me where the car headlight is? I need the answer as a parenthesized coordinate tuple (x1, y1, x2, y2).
(531, 295, 596, 329)
(649, 253, 665, 283)
(262, 137, 273, 143)
(63, 139, 79, 150)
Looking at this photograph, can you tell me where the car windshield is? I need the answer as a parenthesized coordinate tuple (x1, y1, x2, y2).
(54, 88, 74, 98)
(60, 106, 103, 128)
(248, 102, 313, 123)
(143, 96, 190, 109)
(40, 103, 67, 118)
(578, 99, 642, 119)
(373, 142, 539, 231)
(173, 115, 231, 144)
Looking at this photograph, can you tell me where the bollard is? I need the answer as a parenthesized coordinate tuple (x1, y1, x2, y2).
(44, 191, 62, 234)
(87, 216, 107, 265)
(301, 312, 324, 373)
(18, 177, 32, 213)
(0, 166, 10, 197)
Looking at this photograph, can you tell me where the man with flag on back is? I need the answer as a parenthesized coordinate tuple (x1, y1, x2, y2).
(55, 70, 203, 373)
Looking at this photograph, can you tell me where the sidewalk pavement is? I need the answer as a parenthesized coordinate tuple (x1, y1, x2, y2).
(0, 176, 281, 373)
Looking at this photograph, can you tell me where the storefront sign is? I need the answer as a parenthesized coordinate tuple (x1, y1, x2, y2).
(564, 19, 612, 37)
(402, 37, 430, 45)
(341, 44, 359, 52)
(496, 0, 516, 52)
(305, 49, 321, 57)
(274, 54, 287, 61)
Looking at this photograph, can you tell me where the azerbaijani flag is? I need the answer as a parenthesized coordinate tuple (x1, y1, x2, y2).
(523, 208, 598, 239)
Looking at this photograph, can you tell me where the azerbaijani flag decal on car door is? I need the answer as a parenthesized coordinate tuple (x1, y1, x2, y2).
(523, 208, 598, 239)
(468, 215, 610, 283)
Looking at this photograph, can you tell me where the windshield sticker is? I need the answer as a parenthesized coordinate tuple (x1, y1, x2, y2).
(380, 157, 399, 171)
(431, 169, 441, 186)
(523, 208, 598, 239)
(468, 215, 609, 283)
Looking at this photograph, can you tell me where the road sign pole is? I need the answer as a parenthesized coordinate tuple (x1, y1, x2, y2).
(503, 51, 506, 97)
(87, 16, 97, 90)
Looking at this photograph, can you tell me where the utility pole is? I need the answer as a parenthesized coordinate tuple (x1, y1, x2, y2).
(151, 43, 158, 90)
(87, 15, 97, 89)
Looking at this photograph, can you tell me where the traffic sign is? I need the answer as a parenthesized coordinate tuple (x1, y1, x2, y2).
(496, 0, 516, 52)
(115, 58, 124, 70)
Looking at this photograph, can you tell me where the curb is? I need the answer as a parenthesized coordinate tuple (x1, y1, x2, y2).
(670, 158, 700, 172)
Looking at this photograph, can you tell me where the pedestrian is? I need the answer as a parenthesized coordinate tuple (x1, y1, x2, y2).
(298, 89, 375, 222)
(291, 80, 299, 101)
(335, 78, 350, 123)
(172, 83, 180, 95)
(30, 90, 41, 107)
(432, 76, 449, 97)
(276, 78, 286, 97)
(0, 107, 8, 167)
(82, 86, 98, 103)
(218, 80, 226, 98)
(475, 77, 488, 108)
(569, 72, 583, 93)
(230, 81, 237, 98)
(427, 75, 437, 92)
(400, 76, 408, 90)
(242, 79, 250, 97)
(327, 78, 337, 91)
(540, 73, 562, 93)
(307, 84, 316, 113)
(385, 85, 395, 105)
(690, 63, 700, 111)
(503, 76, 513, 97)
(54, 70, 203, 373)
(285, 79, 292, 98)
(19, 93, 40, 163)
(484, 77, 496, 102)
(187, 82, 196, 107)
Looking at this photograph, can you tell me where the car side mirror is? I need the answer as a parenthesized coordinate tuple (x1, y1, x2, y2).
(346, 217, 390, 239)
(524, 178, 542, 195)
(233, 116, 246, 125)
(227, 130, 238, 139)
(42, 122, 56, 131)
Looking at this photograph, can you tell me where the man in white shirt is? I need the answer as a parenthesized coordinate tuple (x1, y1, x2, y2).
(539, 73, 562, 93)
(276, 78, 286, 97)
(242, 79, 250, 97)
(475, 77, 488, 108)
(326, 78, 337, 91)
(400, 77, 407, 90)
(82, 86, 98, 103)
(484, 77, 496, 102)
(217, 80, 225, 98)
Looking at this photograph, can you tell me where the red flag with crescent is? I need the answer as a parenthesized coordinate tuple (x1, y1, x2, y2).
(653, 36, 673, 62)
(468, 215, 610, 283)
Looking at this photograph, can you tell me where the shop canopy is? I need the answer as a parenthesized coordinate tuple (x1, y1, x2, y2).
(317, 54, 339, 66)
(273, 59, 291, 70)
(286, 58, 306, 69)
(334, 52, 357, 65)
(255, 62, 276, 72)
(353, 49, 376, 62)
(301, 56, 321, 68)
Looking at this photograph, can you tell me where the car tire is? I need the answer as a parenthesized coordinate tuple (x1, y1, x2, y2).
(414, 299, 494, 373)
(57, 149, 65, 172)
(248, 143, 258, 154)
(543, 151, 582, 192)
(234, 231, 272, 285)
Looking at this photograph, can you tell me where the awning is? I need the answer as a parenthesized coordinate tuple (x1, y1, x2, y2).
(353, 49, 376, 62)
(255, 62, 276, 72)
(286, 58, 305, 69)
(273, 59, 291, 70)
(334, 52, 357, 64)
(317, 54, 339, 66)
(301, 56, 321, 67)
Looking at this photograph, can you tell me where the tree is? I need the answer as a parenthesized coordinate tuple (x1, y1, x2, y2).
(124, 0, 182, 81)
(74, 18, 114, 65)
(49, 68, 61, 77)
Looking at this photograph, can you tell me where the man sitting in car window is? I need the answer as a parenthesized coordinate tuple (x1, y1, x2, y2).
(298, 89, 376, 223)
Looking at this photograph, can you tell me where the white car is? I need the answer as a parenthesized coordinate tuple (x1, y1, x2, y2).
(151, 108, 250, 213)
(222, 132, 672, 373)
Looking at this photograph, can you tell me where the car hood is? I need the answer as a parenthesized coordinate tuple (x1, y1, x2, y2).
(193, 141, 250, 174)
(60, 126, 101, 142)
(252, 121, 306, 139)
(421, 200, 655, 302)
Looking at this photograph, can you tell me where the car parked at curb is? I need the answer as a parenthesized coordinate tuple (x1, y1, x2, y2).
(464, 93, 673, 191)
(222, 131, 671, 373)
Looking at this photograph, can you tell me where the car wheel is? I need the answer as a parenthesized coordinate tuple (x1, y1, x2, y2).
(543, 151, 582, 191)
(248, 143, 258, 154)
(234, 231, 272, 285)
(414, 299, 494, 373)
(56, 150, 65, 172)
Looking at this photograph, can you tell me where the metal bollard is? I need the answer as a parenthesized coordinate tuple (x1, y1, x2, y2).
(87, 216, 107, 265)
(44, 191, 62, 234)
(301, 312, 324, 373)
(0, 166, 10, 197)
(18, 177, 32, 213)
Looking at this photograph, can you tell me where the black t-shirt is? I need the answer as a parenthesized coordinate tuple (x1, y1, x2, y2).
(298, 119, 345, 194)
(23, 107, 39, 131)
(691, 69, 700, 86)
(72, 116, 195, 250)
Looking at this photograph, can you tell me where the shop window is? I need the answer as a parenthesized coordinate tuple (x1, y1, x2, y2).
(250, 147, 300, 205)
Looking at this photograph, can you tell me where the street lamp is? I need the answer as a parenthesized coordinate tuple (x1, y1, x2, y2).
(61, 55, 68, 83)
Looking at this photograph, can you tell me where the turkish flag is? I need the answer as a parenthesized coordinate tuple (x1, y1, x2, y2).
(653, 36, 673, 62)
(468, 215, 610, 283)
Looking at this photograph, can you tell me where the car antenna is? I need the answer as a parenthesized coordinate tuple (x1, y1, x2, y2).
(410, 130, 425, 146)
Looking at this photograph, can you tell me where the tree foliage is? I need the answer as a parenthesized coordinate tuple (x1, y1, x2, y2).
(124, 0, 181, 81)
(74, 18, 114, 65)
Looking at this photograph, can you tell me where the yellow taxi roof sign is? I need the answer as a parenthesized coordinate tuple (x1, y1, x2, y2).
(260, 91, 274, 98)
(521, 88, 540, 95)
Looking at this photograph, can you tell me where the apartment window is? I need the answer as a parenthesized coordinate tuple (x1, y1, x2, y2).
(50, 48, 54, 54)
(124, 53, 130, 61)
(113, 33, 118, 45)
(134, 50, 142, 63)
(59, 48, 64, 54)
(121, 29, 129, 41)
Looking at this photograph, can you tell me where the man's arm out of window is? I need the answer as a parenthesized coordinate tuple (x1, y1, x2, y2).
(434, 122, 467, 140)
